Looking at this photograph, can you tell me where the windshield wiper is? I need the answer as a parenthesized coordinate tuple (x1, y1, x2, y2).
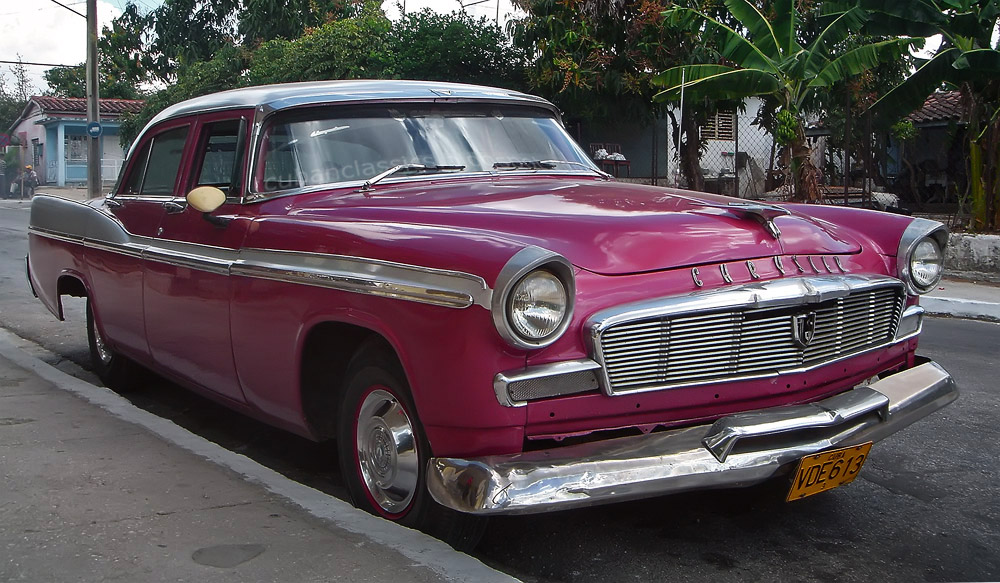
(360, 163, 466, 191)
(493, 160, 612, 180)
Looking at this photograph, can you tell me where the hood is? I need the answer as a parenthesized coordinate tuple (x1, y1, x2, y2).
(287, 178, 862, 275)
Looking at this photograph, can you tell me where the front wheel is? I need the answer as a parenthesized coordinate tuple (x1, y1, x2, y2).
(86, 299, 144, 392)
(337, 342, 487, 550)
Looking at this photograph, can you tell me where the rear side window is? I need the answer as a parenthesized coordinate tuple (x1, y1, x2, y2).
(139, 126, 189, 196)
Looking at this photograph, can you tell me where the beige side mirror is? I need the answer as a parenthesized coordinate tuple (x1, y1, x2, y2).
(187, 186, 226, 213)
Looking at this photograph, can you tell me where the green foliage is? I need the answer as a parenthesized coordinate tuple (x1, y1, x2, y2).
(389, 9, 526, 88)
(508, 0, 718, 121)
(865, 0, 1000, 230)
(890, 120, 918, 141)
(247, 1, 390, 83)
(240, 0, 355, 45)
(653, 0, 917, 201)
(151, 0, 241, 78)
(119, 45, 251, 147)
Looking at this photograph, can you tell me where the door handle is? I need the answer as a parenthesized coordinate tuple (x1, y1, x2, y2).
(105, 198, 124, 209)
(163, 200, 187, 214)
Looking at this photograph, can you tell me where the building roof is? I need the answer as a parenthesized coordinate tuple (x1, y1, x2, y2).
(906, 91, 965, 125)
(29, 96, 145, 116)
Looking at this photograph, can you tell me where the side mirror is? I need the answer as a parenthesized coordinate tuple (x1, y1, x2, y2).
(187, 186, 226, 213)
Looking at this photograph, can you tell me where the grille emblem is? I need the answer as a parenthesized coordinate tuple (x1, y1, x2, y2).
(791, 312, 818, 348)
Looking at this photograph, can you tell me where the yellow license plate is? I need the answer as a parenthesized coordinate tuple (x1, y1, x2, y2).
(786, 442, 873, 502)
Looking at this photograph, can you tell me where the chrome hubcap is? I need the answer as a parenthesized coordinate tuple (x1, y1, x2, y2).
(356, 389, 418, 515)
(92, 317, 113, 365)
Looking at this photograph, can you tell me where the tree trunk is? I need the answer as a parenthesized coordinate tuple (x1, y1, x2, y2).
(681, 108, 705, 192)
(790, 126, 820, 203)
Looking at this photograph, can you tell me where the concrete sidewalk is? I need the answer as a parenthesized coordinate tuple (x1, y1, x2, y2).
(0, 329, 515, 583)
(924, 277, 1000, 322)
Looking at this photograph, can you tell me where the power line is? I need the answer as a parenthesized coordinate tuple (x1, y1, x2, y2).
(0, 60, 78, 68)
(46, 0, 86, 18)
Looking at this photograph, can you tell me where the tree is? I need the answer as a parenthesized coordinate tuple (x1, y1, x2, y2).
(150, 0, 241, 79)
(864, 0, 1000, 230)
(1, 56, 35, 133)
(239, 0, 355, 45)
(653, 0, 917, 201)
(508, 0, 722, 189)
(45, 3, 157, 100)
(390, 9, 526, 88)
(247, 1, 391, 84)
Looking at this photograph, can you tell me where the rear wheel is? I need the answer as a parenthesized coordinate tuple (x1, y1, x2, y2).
(86, 299, 144, 392)
(337, 342, 487, 550)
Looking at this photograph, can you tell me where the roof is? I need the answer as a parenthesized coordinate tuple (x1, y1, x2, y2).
(906, 91, 965, 125)
(29, 96, 145, 116)
(147, 80, 556, 128)
(7, 96, 145, 134)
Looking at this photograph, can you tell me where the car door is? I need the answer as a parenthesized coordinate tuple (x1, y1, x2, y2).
(143, 113, 253, 403)
(89, 121, 191, 363)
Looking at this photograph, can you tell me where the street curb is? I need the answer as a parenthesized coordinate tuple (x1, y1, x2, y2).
(0, 328, 519, 583)
(921, 297, 1000, 323)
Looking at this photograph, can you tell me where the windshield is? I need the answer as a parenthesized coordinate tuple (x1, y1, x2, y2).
(253, 104, 595, 193)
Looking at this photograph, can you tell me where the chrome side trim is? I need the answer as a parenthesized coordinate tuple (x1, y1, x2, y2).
(896, 218, 949, 295)
(28, 195, 493, 310)
(28, 226, 83, 246)
(427, 360, 957, 515)
(493, 359, 602, 408)
(232, 249, 491, 309)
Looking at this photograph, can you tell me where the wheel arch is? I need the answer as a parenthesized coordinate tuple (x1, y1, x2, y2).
(299, 321, 406, 441)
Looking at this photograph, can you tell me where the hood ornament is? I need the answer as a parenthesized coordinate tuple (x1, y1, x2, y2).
(725, 202, 790, 239)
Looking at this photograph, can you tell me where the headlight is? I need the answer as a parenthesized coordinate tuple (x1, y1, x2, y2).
(508, 270, 567, 340)
(896, 219, 948, 295)
(910, 237, 943, 291)
(492, 246, 576, 350)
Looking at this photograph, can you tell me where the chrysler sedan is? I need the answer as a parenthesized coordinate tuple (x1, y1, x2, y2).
(26, 80, 957, 548)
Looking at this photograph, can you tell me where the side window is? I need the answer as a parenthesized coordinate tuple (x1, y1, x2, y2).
(141, 126, 190, 195)
(194, 119, 243, 195)
(119, 140, 152, 195)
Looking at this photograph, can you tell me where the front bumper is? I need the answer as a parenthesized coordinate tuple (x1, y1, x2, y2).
(427, 359, 957, 515)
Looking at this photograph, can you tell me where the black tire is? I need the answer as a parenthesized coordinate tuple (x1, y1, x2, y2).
(337, 341, 487, 551)
(86, 299, 144, 392)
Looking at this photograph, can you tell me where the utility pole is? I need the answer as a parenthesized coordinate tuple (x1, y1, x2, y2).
(86, 0, 101, 199)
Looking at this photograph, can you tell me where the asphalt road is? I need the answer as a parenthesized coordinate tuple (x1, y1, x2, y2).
(1, 200, 998, 582)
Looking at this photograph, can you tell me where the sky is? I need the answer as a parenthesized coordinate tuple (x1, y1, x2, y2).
(0, 0, 522, 95)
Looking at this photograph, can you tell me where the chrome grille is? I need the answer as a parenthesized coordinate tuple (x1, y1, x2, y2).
(597, 286, 904, 394)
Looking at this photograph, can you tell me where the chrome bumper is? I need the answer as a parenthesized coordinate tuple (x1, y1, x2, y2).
(427, 360, 957, 515)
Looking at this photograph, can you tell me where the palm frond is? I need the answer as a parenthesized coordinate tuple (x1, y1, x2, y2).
(662, 7, 778, 73)
(868, 48, 961, 125)
(810, 37, 920, 88)
(653, 66, 780, 102)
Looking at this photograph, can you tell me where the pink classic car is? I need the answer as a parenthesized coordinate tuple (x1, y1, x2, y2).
(27, 81, 957, 547)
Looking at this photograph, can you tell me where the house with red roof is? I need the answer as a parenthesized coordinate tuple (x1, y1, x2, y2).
(7, 96, 144, 187)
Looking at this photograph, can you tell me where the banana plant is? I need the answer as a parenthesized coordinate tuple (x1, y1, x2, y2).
(652, 0, 918, 202)
(865, 0, 1000, 231)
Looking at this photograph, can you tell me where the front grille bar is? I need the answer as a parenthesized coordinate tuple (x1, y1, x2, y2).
(587, 275, 906, 396)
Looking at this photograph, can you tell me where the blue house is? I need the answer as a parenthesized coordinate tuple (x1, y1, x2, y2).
(7, 96, 144, 187)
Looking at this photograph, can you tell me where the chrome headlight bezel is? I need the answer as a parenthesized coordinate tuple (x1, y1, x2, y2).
(896, 218, 948, 295)
(492, 247, 575, 350)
